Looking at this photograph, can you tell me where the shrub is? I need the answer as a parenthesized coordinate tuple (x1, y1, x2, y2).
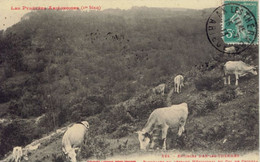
(217, 87, 236, 103)
(3, 65, 14, 78)
(128, 94, 165, 120)
(195, 75, 223, 91)
(70, 110, 81, 122)
(0, 121, 29, 157)
(199, 124, 226, 142)
(8, 91, 44, 118)
(52, 153, 65, 162)
(80, 97, 105, 117)
(81, 135, 110, 159)
(110, 106, 134, 124)
(111, 124, 133, 138)
(188, 100, 198, 116)
(189, 99, 218, 116)
(204, 99, 218, 112)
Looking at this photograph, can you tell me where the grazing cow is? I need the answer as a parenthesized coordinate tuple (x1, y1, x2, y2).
(174, 75, 184, 93)
(152, 84, 166, 95)
(136, 103, 188, 150)
(223, 61, 257, 86)
(12, 147, 23, 162)
(24, 143, 41, 155)
(224, 46, 236, 53)
(62, 121, 89, 162)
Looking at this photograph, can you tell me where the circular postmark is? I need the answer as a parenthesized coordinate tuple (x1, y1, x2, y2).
(206, 3, 258, 54)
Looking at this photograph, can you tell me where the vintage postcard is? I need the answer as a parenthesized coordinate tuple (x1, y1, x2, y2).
(0, 0, 258, 162)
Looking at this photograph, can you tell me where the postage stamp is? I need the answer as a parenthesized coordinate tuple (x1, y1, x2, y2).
(206, 0, 258, 54)
(222, 1, 258, 45)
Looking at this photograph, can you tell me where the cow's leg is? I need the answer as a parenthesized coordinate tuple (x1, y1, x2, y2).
(174, 83, 176, 92)
(161, 125, 169, 150)
(76, 147, 82, 161)
(235, 74, 239, 86)
(223, 76, 227, 85)
(150, 138, 155, 149)
(228, 75, 231, 85)
(178, 125, 185, 136)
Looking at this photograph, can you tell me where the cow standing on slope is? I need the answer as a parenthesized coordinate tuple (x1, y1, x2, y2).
(11, 147, 23, 162)
(136, 103, 188, 150)
(174, 75, 184, 93)
(62, 121, 89, 162)
(223, 61, 257, 86)
(224, 46, 236, 53)
(152, 83, 166, 95)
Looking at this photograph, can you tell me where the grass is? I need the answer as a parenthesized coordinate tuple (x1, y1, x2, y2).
(1, 63, 258, 161)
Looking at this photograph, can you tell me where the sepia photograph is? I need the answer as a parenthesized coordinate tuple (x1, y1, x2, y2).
(0, 0, 258, 161)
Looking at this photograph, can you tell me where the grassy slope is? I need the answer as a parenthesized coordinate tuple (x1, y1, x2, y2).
(13, 68, 258, 162)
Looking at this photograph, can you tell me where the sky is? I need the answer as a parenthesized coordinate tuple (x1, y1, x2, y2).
(0, 0, 222, 30)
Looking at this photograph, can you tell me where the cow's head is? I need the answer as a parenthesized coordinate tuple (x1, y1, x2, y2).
(250, 66, 258, 75)
(81, 121, 90, 130)
(67, 148, 77, 162)
(22, 149, 29, 161)
(135, 131, 151, 150)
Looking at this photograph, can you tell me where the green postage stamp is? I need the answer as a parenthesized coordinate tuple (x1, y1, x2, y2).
(222, 1, 258, 44)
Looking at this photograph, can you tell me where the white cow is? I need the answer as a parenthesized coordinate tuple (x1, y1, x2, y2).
(12, 147, 23, 162)
(24, 143, 41, 157)
(152, 84, 166, 95)
(174, 75, 184, 93)
(136, 103, 188, 150)
(223, 61, 257, 86)
(62, 121, 89, 162)
(224, 46, 236, 53)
